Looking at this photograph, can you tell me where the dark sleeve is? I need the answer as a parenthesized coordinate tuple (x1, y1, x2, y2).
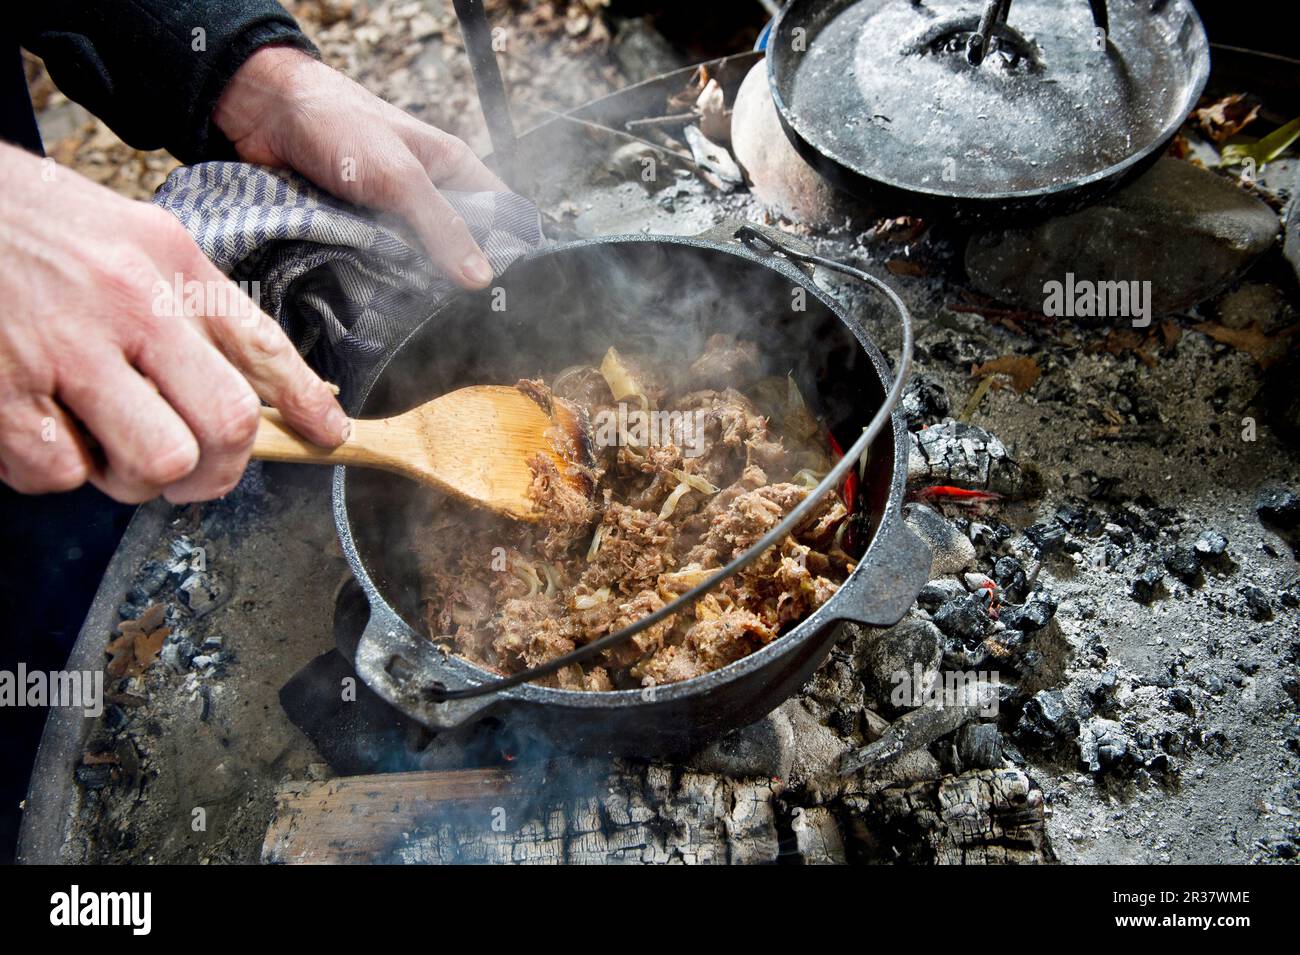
(17, 1, 318, 163)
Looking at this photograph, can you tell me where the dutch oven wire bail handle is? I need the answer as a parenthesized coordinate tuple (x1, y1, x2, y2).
(414, 226, 921, 704)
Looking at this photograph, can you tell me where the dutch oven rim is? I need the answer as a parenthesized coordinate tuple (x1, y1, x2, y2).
(332, 231, 916, 712)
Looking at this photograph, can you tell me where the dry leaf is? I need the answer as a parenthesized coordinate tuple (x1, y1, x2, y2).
(872, 216, 927, 244)
(1193, 93, 1261, 145)
(1195, 321, 1300, 369)
(971, 355, 1041, 393)
(886, 258, 928, 278)
(135, 627, 169, 670)
(1090, 328, 1158, 368)
(136, 603, 165, 632)
(695, 78, 730, 145)
(106, 604, 169, 678)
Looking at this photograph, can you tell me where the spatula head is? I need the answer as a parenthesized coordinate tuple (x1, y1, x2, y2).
(394, 384, 597, 521)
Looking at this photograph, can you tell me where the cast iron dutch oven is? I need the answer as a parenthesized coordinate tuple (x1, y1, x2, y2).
(331, 228, 931, 756)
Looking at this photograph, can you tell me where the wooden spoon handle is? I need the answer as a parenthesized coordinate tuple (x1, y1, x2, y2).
(252, 407, 392, 470)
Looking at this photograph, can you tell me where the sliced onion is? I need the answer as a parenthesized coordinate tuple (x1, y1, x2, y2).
(450, 605, 479, 627)
(659, 481, 692, 519)
(599, 347, 649, 412)
(656, 566, 714, 599)
(833, 520, 849, 552)
(510, 561, 542, 598)
(585, 523, 606, 562)
(671, 469, 719, 495)
(791, 467, 826, 490)
(785, 374, 820, 441)
(540, 563, 560, 597)
(573, 587, 611, 610)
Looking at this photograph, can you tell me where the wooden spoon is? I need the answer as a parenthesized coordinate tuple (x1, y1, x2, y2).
(251, 385, 596, 521)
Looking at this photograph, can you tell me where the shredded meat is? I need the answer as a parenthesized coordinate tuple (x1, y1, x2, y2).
(414, 338, 857, 691)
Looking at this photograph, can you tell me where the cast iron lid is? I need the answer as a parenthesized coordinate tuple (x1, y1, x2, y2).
(767, 0, 1210, 206)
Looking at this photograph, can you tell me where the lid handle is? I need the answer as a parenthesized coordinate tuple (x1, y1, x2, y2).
(965, 0, 1109, 65)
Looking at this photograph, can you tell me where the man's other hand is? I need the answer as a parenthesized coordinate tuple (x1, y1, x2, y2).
(213, 46, 507, 290)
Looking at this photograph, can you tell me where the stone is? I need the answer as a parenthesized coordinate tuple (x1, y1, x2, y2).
(904, 503, 976, 577)
(729, 61, 865, 228)
(861, 618, 943, 715)
(965, 158, 1279, 318)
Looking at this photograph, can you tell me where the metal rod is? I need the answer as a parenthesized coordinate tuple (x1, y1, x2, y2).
(1089, 0, 1109, 37)
(966, 0, 1010, 66)
(428, 227, 914, 703)
(451, 0, 518, 188)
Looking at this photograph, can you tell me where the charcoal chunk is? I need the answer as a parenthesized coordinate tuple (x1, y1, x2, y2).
(904, 503, 976, 577)
(1017, 689, 1079, 747)
(1256, 487, 1300, 528)
(127, 559, 170, 604)
(992, 555, 1029, 603)
(917, 578, 966, 611)
(900, 374, 950, 430)
(1131, 564, 1165, 603)
(1167, 687, 1195, 715)
(933, 592, 993, 643)
(1024, 522, 1067, 556)
(1193, 530, 1231, 570)
(1164, 545, 1202, 584)
(1239, 584, 1273, 621)
(957, 722, 1003, 770)
(1002, 589, 1058, 632)
(1078, 718, 1137, 774)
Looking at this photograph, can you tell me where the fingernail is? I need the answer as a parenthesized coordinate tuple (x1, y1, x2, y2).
(461, 252, 492, 286)
(324, 403, 351, 444)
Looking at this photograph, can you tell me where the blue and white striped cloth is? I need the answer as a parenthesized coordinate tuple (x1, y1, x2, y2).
(153, 162, 543, 402)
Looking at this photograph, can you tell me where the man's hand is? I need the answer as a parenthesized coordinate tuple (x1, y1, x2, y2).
(0, 143, 348, 503)
(214, 46, 507, 289)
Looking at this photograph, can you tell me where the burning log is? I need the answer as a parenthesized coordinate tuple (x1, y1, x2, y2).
(908, 420, 1042, 500)
(262, 762, 784, 864)
(844, 768, 1053, 865)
